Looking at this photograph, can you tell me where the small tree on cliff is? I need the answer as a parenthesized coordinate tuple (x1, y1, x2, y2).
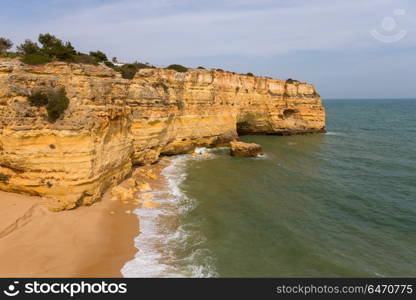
(89, 50, 108, 62)
(17, 39, 40, 55)
(46, 88, 70, 122)
(17, 33, 97, 65)
(17, 39, 52, 65)
(26, 88, 70, 122)
(166, 64, 188, 73)
(38, 33, 76, 61)
(28, 91, 49, 107)
(0, 37, 13, 53)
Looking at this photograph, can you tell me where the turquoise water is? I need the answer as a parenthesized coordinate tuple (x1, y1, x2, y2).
(123, 99, 416, 277)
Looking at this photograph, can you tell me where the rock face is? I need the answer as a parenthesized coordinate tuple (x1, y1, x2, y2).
(0, 58, 325, 210)
(230, 141, 264, 157)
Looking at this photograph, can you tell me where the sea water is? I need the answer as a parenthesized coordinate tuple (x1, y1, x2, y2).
(122, 99, 416, 277)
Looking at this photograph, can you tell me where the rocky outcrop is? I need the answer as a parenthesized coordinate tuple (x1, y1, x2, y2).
(0, 58, 325, 210)
(230, 141, 263, 157)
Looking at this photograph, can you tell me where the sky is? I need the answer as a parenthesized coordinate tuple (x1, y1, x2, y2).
(1, 0, 415, 98)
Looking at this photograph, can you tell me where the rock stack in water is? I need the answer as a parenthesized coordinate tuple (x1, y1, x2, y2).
(230, 141, 264, 157)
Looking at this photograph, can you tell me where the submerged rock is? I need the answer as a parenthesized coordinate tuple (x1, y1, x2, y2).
(230, 141, 263, 157)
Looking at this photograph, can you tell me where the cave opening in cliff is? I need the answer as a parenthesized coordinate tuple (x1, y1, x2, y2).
(283, 109, 298, 119)
(236, 121, 249, 135)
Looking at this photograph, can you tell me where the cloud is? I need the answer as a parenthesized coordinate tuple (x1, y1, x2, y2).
(1, 0, 415, 97)
(3, 0, 415, 62)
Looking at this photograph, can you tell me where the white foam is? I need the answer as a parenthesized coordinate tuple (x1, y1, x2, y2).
(252, 153, 269, 160)
(325, 131, 346, 136)
(121, 154, 218, 278)
(189, 147, 229, 162)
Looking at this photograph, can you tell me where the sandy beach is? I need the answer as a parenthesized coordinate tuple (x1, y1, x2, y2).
(0, 159, 169, 277)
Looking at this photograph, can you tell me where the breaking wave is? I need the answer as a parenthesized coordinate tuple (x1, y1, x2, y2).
(121, 151, 218, 278)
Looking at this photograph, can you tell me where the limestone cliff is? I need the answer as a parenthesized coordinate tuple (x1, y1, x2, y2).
(0, 58, 325, 210)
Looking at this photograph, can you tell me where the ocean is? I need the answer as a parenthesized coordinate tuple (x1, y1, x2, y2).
(122, 99, 416, 277)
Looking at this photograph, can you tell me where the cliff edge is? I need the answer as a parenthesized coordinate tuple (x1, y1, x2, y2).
(0, 58, 325, 210)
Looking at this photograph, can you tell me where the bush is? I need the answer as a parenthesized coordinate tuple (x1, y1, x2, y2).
(89, 50, 108, 62)
(0, 52, 19, 58)
(216, 68, 224, 72)
(132, 61, 155, 69)
(0, 173, 10, 184)
(28, 91, 49, 107)
(21, 54, 52, 65)
(197, 66, 205, 69)
(17, 39, 40, 55)
(38, 33, 76, 61)
(46, 88, 69, 122)
(104, 61, 115, 68)
(166, 64, 188, 73)
(72, 53, 98, 65)
(27, 88, 70, 122)
(246, 72, 254, 77)
(286, 78, 299, 84)
(0, 37, 13, 53)
(114, 62, 155, 79)
(18, 33, 98, 65)
(117, 64, 138, 79)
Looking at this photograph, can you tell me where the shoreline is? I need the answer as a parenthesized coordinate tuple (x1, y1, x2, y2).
(0, 158, 170, 277)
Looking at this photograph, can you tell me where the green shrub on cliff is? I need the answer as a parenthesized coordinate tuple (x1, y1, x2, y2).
(21, 53, 52, 65)
(0, 37, 18, 58)
(0, 37, 13, 53)
(28, 91, 49, 107)
(286, 78, 299, 84)
(17, 39, 41, 56)
(27, 88, 70, 122)
(117, 64, 138, 79)
(114, 62, 155, 79)
(17, 33, 102, 66)
(246, 72, 254, 77)
(38, 33, 76, 61)
(89, 50, 108, 62)
(46, 88, 70, 122)
(166, 64, 188, 73)
(13, 33, 160, 70)
(104, 61, 115, 68)
(0, 173, 10, 184)
(72, 53, 98, 65)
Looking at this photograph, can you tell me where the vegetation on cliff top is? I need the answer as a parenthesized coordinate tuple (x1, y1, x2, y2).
(0, 37, 13, 53)
(116, 62, 156, 79)
(1, 34, 273, 80)
(286, 78, 300, 84)
(166, 64, 188, 73)
(17, 34, 79, 65)
(1, 34, 156, 79)
(28, 88, 70, 122)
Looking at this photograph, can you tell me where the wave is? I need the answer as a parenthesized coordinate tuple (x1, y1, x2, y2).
(121, 153, 218, 278)
(325, 131, 346, 136)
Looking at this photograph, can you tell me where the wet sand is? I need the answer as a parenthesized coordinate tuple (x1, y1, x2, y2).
(0, 159, 169, 277)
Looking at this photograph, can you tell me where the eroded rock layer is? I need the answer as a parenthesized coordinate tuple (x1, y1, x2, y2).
(0, 58, 325, 210)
